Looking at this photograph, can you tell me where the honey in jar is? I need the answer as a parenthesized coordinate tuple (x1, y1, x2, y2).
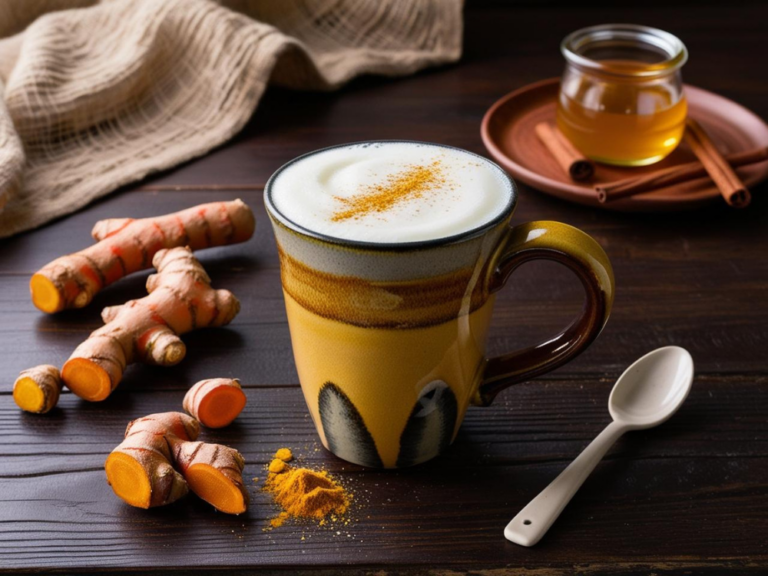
(556, 25, 688, 167)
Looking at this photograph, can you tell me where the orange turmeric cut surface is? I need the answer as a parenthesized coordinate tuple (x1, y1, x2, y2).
(185, 464, 247, 515)
(62, 358, 113, 401)
(12, 377, 45, 413)
(196, 386, 247, 428)
(29, 274, 62, 314)
(104, 452, 153, 509)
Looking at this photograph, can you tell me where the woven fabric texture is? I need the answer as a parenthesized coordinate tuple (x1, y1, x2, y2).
(0, 0, 462, 237)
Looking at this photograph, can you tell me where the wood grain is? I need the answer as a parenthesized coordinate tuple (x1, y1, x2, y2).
(1, 380, 766, 572)
(0, 2, 767, 574)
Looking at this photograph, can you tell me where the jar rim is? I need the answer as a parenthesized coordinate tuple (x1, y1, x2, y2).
(561, 24, 688, 77)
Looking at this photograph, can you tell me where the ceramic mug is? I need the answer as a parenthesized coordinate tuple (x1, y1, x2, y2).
(265, 142, 614, 469)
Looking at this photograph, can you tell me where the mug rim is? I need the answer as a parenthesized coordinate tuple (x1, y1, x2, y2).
(264, 140, 518, 252)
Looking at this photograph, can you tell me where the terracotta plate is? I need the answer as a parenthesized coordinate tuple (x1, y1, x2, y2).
(481, 78, 768, 211)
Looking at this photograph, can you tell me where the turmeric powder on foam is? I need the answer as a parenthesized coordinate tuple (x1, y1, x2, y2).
(263, 448, 350, 528)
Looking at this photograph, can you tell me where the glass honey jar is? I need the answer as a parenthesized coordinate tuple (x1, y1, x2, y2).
(557, 24, 688, 166)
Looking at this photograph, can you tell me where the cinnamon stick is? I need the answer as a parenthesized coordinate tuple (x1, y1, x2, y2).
(596, 146, 768, 203)
(684, 118, 751, 207)
(535, 122, 594, 182)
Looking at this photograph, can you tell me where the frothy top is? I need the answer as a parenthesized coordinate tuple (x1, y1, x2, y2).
(268, 142, 513, 243)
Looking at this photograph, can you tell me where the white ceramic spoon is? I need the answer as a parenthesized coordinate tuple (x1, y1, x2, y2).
(505, 346, 694, 547)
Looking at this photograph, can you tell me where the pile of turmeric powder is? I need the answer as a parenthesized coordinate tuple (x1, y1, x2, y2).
(263, 448, 350, 529)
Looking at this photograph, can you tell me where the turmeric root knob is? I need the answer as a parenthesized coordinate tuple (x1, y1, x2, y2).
(13, 365, 62, 414)
(62, 247, 240, 401)
(183, 378, 247, 428)
(171, 440, 249, 514)
(30, 200, 255, 313)
(105, 412, 200, 509)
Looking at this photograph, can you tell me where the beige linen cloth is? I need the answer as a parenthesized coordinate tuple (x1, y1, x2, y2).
(0, 0, 462, 238)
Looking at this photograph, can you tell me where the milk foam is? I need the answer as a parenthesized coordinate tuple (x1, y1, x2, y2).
(269, 142, 513, 243)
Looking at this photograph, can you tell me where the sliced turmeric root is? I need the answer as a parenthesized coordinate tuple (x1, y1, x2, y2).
(105, 412, 247, 514)
(61, 358, 115, 402)
(105, 449, 189, 509)
(31, 200, 255, 313)
(14, 377, 45, 412)
(196, 388, 246, 429)
(13, 365, 62, 414)
(61, 247, 240, 401)
(28, 274, 63, 314)
(172, 440, 248, 514)
(105, 452, 159, 509)
(105, 413, 200, 509)
(184, 463, 248, 515)
(183, 378, 247, 428)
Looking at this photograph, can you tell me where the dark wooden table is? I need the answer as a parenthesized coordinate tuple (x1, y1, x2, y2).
(2, 3, 767, 574)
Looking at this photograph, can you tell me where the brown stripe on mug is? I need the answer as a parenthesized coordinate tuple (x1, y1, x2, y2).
(276, 244, 492, 329)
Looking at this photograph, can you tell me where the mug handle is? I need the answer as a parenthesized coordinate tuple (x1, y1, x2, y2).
(473, 221, 615, 406)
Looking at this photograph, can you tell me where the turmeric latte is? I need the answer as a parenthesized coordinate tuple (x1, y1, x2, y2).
(268, 142, 512, 243)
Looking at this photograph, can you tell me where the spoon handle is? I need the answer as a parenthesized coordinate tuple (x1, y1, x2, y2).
(505, 420, 626, 546)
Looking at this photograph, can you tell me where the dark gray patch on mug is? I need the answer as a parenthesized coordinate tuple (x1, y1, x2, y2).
(397, 380, 458, 467)
(318, 382, 383, 468)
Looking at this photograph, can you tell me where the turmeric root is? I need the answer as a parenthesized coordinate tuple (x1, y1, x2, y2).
(183, 378, 247, 428)
(13, 365, 62, 414)
(105, 412, 199, 509)
(30, 199, 255, 313)
(105, 411, 248, 514)
(171, 439, 249, 514)
(62, 246, 240, 401)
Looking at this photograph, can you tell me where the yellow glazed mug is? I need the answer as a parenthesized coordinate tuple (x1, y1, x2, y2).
(266, 142, 614, 468)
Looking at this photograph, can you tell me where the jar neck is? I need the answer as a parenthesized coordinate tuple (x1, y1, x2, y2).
(562, 24, 687, 80)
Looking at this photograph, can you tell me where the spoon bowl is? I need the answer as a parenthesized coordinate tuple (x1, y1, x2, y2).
(609, 346, 694, 429)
